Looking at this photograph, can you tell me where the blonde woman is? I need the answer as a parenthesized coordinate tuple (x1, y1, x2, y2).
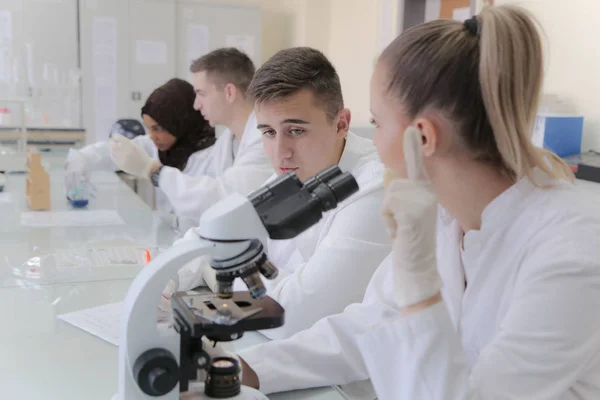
(203, 6, 600, 399)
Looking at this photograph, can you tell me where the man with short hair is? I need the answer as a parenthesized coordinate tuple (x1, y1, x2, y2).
(180, 47, 391, 340)
(147, 48, 273, 223)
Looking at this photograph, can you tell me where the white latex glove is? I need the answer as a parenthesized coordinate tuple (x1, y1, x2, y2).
(201, 336, 243, 380)
(108, 133, 155, 179)
(65, 148, 89, 185)
(65, 149, 95, 198)
(381, 126, 441, 308)
(65, 148, 89, 175)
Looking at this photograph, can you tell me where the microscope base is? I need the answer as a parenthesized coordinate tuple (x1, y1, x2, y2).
(181, 383, 267, 399)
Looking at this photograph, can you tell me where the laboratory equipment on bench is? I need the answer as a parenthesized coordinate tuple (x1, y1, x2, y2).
(563, 151, 600, 183)
(117, 165, 359, 400)
(65, 172, 93, 208)
(25, 147, 50, 210)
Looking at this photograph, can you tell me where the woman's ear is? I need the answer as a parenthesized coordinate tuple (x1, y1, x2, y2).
(413, 117, 438, 157)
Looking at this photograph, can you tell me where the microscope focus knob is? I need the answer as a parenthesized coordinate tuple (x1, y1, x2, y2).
(133, 348, 180, 396)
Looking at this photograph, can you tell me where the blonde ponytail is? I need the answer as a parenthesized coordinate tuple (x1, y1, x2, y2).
(478, 6, 573, 182)
(379, 5, 574, 186)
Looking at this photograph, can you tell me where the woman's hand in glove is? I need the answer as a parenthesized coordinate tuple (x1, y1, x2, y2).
(381, 126, 441, 312)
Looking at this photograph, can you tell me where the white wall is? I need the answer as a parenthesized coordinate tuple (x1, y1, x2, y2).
(216, 0, 381, 127)
(189, 0, 330, 61)
(496, 0, 600, 151)
(327, 0, 380, 127)
(223, 0, 376, 126)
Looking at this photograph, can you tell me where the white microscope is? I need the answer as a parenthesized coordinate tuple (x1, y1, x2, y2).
(116, 166, 359, 399)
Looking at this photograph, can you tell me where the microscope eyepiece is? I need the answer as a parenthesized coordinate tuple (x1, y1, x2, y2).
(249, 165, 359, 241)
(324, 172, 359, 206)
(303, 165, 343, 192)
(210, 166, 359, 299)
(308, 166, 359, 212)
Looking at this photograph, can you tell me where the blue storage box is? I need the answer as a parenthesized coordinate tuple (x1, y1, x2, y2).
(532, 114, 584, 157)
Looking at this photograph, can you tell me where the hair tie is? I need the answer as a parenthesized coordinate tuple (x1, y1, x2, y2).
(464, 16, 480, 37)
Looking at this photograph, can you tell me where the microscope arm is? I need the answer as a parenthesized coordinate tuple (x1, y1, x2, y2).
(118, 194, 269, 399)
(118, 240, 217, 399)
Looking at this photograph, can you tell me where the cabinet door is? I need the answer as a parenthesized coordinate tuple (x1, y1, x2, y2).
(128, 0, 176, 117)
(175, 1, 262, 82)
(0, 0, 79, 128)
(79, 0, 130, 143)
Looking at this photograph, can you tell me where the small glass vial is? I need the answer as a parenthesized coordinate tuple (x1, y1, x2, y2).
(66, 173, 89, 208)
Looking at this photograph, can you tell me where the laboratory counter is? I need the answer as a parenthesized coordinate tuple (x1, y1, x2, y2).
(0, 151, 347, 400)
(6, 150, 598, 400)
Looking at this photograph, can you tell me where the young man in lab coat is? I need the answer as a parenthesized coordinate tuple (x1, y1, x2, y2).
(174, 47, 391, 340)
(110, 48, 273, 224)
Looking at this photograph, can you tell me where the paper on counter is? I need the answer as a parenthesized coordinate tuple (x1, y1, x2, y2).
(58, 301, 172, 346)
(20, 210, 125, 227)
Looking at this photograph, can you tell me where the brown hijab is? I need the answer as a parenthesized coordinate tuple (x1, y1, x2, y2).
(141, 78, 216, 171)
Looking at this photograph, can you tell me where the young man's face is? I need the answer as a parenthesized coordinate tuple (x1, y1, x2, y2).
(256, 88, 350, 182)
(192, 70, 230, 127)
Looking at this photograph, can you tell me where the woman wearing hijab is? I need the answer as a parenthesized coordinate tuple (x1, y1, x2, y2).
(65, 78, 216, 224)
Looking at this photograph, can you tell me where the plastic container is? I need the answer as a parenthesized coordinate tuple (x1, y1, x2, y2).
(532, 113, 584, 157)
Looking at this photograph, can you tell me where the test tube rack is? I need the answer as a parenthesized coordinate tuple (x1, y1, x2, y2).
(25, 147, 50, 210)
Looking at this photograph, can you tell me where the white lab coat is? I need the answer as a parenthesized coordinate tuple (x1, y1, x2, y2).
(157, 112, 273, 222)
(177, 132, 391, 340)
(72, 134, 212, 215)
(242, 131, 390, 339)
(240, 170, 600, 399)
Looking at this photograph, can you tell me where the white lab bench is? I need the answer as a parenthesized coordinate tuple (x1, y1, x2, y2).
(0, 151, 346, 400)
